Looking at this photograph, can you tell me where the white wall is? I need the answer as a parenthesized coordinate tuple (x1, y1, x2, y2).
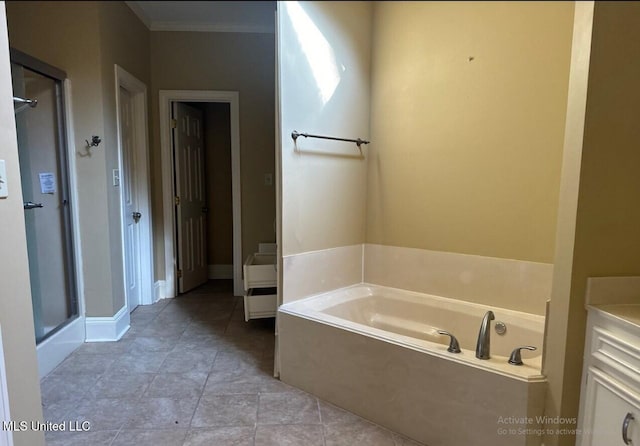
(278, 1, 372, 302)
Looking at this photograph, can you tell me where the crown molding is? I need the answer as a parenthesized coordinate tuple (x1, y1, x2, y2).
(125, 2, 275, 34)
(149, 22, 274, 34)
(125, 1, 152, 29)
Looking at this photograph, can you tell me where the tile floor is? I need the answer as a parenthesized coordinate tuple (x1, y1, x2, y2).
(41, 280, 423, 446)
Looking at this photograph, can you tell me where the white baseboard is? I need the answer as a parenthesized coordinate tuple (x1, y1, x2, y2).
(85, 306, 130, 342)
(209, 264, 233, 280)
(154, 280, 165, 302)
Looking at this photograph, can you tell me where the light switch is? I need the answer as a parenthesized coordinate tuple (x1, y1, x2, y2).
(112, 169, 120, 187)
(0, 160, 8, 198)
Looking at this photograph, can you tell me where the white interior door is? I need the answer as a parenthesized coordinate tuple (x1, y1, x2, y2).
(173, 102, 208, 293)
(119, 86, 141, 312)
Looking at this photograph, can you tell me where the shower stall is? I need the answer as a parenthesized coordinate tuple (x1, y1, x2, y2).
(10, 49, 79, 351)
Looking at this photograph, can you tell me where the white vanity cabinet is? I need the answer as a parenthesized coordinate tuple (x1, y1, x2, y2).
(578, 306, 640, 446)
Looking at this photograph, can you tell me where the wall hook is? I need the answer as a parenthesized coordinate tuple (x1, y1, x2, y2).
(86, 135, 102, 149)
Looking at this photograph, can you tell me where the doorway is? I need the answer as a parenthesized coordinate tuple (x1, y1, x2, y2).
(115, 65, 154, 312)
(10, 49, 84, 377)
(172, 101, 234, 294)
(160, 90, 243, 297)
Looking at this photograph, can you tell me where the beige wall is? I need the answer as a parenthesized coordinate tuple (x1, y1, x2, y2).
(279, 1, 372, 257)
(204, 103, 233, 265)
(6, 1, 150, 316)
(150, 31, 276, 279)
(97, 1, 151, 312)
(545, 3, 640, 445)
(0, 2, 45, 444)
(367, 1, 575, 264)
(6, 2, 110, 316)
(8, 1, 274, 307)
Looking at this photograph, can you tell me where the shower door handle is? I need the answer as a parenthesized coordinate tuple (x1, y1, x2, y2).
(23, 201, 44, 209)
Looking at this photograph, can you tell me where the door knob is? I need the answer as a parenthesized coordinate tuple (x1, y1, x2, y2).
(132, 211, 142, 223)
(24, 201, 44, 209)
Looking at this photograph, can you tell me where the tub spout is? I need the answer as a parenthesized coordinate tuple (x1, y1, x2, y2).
(475, 310, 495, 360)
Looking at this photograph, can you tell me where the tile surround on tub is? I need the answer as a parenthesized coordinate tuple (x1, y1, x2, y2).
(282, 245, 363, 303)
(364, 244, 552, 315)
(281, 244, 551, 315)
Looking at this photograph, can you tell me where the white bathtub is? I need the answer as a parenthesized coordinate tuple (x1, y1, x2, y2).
(278, 284, 548, 446)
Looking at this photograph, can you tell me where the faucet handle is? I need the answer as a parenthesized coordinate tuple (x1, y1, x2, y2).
(508, 346, 537, 365)
(437, 330, 461, 353)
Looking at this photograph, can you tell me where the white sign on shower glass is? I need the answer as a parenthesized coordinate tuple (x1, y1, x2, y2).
(39, 172, 56, 194)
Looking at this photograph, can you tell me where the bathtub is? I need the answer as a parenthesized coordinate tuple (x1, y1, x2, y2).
(278, 284, 547, 446)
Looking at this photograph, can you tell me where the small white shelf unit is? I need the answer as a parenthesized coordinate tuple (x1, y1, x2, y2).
(243, 244, 277, 321)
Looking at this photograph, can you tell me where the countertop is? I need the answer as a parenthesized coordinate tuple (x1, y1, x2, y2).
(590, 304, 640, 330)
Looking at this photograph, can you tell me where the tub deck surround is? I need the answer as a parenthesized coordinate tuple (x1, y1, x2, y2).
(278, 284, 548, 446)
(283, 284, 545, 381)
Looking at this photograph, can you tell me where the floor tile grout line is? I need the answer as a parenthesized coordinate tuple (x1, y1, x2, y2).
(255, 422, 326, 426)
(256, 392, 262, 430)
(185, 336, 222, 431)
(317, 398, 328, 446)
(107, 423, 126, 446)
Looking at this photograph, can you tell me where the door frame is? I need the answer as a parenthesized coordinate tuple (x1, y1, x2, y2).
(115, 65, 154, 308)
(159, 90, 243, 297)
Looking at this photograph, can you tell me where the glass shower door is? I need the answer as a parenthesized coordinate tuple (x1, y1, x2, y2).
(11, 60, 78, 344)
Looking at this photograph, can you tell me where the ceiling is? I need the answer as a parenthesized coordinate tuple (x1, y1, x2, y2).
(125, 1, 276, 33)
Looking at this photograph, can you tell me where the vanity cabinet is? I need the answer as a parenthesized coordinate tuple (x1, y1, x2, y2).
(578, 307, 640, 446)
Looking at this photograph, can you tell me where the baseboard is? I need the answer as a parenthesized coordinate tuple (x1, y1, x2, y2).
(208, 264, 233, 280)
(85, 305, 130, 342)
(154, 280, 165, 302)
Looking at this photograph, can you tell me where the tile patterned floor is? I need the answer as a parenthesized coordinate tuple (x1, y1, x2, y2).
(41, 280, 423, 446)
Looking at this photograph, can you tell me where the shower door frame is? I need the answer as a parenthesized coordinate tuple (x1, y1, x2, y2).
(10, 48, 85, 378)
